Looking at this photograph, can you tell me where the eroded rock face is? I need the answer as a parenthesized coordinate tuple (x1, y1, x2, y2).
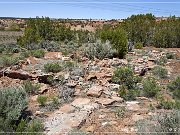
(44, 111, 90, 135)
(44, 99, 99, 135)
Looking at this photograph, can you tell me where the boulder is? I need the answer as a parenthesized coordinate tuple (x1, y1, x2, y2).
(87, 85, 103, 97)
(4, 70, 32, 80)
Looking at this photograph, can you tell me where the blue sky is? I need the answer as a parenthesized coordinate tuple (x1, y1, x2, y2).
(0, 0, 180, 19)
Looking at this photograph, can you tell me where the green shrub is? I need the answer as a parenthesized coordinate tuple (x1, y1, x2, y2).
(8, 23, 21, 31)
(111, 27, 128, 58)
(152, 66, 168, 79)
(112, 66, 138, 89)
(15, 118, 44, 134)
(84, 40, 116, 60)
(166, 52, 175, 59)
(134, 42, 143, 49)
(119, 88, 140, 101)
(51, 96, 59, 106)
(168, 76, 180, 100)
(19, 51, 31, 59)
(0, 45, 5, 53)
(26, 119, 44, 133)
(0, 54, 19, 68)
(23, 80, 40, 95)
(25, 43, 40, 50)
(44, 62, 62, 73)
(40, 40, 60, 52)
(37, 95, 48, 106)
(64, 61, 75, 70)
(0, 26, 5, 31)
(157, 99, 180, 109)
(113, 106, 126, 118)
(31, 49, 45, 58)
(112, 66, 133, 84)
(0, 86, 28, 122)
(136, 110, 180, 134)
(0, 86, 43, 133)
(45, 96, 60, 111)
(173, 89, 180, 100)
(142, 77, 160, 97)
(46, 76, 56, 85)
(155, 56, 167, 66)
(12, 47, 20, 53)
(16, 119, 28, 132)
(1, 43, 20, 53)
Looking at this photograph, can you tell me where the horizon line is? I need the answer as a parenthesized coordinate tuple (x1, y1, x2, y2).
(1, 2, 180, 4)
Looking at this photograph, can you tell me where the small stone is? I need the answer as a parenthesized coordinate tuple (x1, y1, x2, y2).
(110, 84, 120, 90)
(152, 50, 159, 53)
(62, 56, 70, 61)
(126, 101, 139, 104)
(102, 122, 108, 127)
(99, 114, 106, 119)
(35, 111, 43, 116)
(109, 121, 118, 125)
(64, 73, 70, 80)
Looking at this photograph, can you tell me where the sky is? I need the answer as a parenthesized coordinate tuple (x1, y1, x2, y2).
(0, 0, 180, 19)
